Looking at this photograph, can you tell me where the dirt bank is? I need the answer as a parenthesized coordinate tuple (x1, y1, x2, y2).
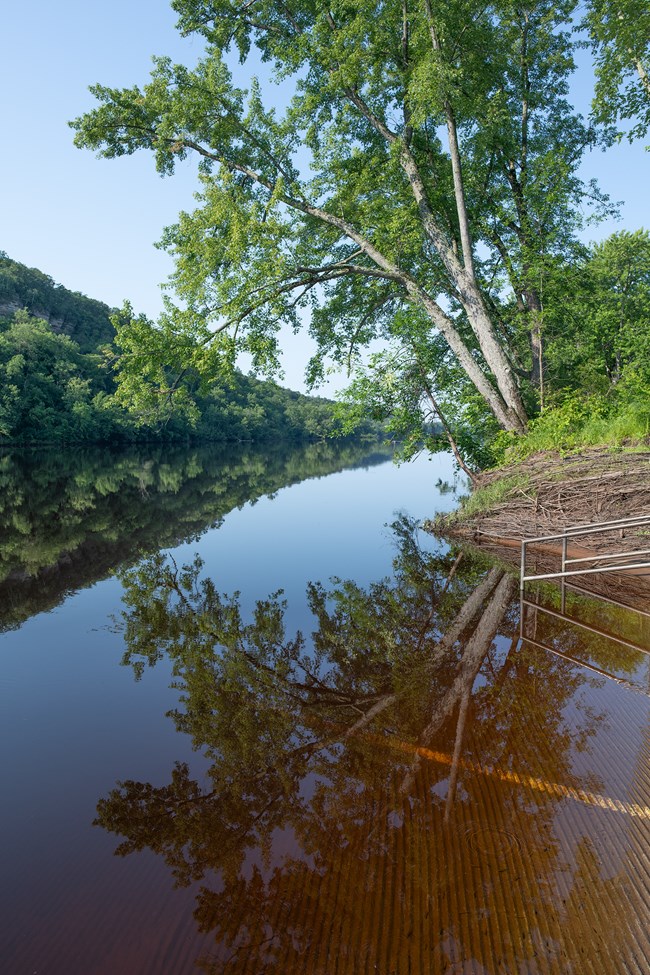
(427, 445, 650, 557)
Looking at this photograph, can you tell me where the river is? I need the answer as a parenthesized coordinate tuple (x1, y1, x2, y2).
(1, 442, 649, 974)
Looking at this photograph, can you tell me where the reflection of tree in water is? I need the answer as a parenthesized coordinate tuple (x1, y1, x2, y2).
(99, 519, 650, 974)
(0, 440, 390, 630)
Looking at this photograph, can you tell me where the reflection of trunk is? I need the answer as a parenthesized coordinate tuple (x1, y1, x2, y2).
(346, 566, 503, 743)
(343, 694, 397, 739)
(444, 685, 471, 824)
(400, 572, 516, 796)
(422, 572, 515, 748)
(439, 566, 505, 651)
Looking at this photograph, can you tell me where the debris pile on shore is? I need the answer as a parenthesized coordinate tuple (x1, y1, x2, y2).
(428, 446, 650, 552)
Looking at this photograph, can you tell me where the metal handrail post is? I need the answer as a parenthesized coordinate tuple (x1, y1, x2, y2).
(561, 533, 567, 613)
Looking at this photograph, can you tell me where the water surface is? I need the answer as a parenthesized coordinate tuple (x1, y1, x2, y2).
(1, 444, 649, 974)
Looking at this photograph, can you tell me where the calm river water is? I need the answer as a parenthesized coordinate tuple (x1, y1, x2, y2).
(1, 442, 649, 974)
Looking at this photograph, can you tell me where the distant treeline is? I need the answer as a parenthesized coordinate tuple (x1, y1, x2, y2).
(0, 253, 378, 446)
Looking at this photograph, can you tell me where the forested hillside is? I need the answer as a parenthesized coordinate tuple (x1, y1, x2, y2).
(0, 252, 115, 351)
(0, 253, 372, 446)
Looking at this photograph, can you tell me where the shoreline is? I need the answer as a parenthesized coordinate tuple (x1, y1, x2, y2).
(427, 445, 650, 556)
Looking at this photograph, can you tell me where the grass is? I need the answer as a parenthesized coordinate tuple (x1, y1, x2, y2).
(443, 473, 533, 523)
(492, 396, 650, 466)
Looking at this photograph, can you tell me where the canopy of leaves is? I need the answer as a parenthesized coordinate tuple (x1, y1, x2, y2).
(585, 0, 650, 141)
(71, 0, 612, 438)
(0, 251, 370, 448)
(351, 228, 650, 467)
(0, 307, 365, 446)
(489, 228, 650, 461)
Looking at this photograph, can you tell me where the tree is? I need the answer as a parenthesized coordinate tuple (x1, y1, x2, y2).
(578, 230, 650, 388)
(72, 0, 606, 436)
(540, 229, 650, 396)
(585, 0, 650, 141)
(0, 312, 94, 441)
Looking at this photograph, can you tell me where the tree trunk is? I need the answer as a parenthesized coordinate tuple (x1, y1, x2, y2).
(420, 0, 528, 432)
(522, 286, 544, 393)
(460, 279, 529, 431)
(634, 57, 650, 97)
(414, 287, 525, 431)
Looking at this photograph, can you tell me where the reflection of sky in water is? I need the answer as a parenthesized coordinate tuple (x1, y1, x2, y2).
(170, 451, 460, 622)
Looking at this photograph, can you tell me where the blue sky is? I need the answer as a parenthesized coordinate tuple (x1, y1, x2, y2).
(1, 1, 648, 392)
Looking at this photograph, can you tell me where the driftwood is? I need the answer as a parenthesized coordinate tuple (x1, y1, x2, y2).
(431, 447, 650, 555)
(427, 446, 650, 610)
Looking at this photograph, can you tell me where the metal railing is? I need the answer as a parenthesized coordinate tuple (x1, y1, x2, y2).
(520, 513, 650, 591)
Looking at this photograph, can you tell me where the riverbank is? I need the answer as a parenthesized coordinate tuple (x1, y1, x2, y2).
(427, 444, 650, 554)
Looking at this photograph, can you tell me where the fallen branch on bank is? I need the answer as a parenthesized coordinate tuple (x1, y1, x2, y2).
(427, 446, 650, 555)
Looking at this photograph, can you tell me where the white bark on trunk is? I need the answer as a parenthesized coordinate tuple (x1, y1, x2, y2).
(635, 57, 650, 97)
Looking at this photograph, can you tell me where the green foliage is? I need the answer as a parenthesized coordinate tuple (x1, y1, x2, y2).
(585, 0, 650, 142)
(106, 302, 372, 443)
(0, 307, 365, 446)
(0, 251, 115, 351)
(472, 229, 650, 466)
(0, 311, 116, 443)
(336, 339, 504, 470)
(334, 347, 448, 460)
(71, 0, 614, 436)
(491, 386, 650, 464)
(541, 230, 650, 396)
(0, 252, 372, 447)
